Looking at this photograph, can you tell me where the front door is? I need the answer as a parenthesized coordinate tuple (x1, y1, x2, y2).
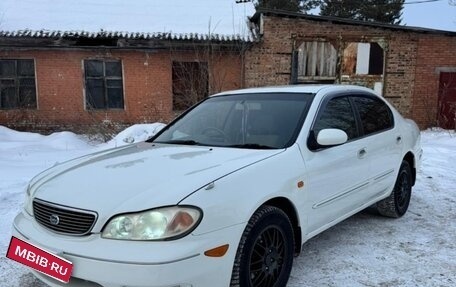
(303, 95, 370, 235)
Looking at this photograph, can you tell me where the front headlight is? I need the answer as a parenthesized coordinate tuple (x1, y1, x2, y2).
(101, 206, 202, 241)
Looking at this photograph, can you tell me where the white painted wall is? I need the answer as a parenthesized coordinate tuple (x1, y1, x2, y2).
(356, 43, 370, 75)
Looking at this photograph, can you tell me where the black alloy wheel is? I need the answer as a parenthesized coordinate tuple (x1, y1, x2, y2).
(249, 226, 286, 286)
(395, 169, 412, 215)
(377, 160, 412, 218)
(230, 206, 294, 287)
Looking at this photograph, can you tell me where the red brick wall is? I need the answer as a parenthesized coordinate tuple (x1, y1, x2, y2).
(210, 53, 243, 93)
(0, 48, 242, 132)
(244, 15, 456, 129)
(412, 35, 456, 128)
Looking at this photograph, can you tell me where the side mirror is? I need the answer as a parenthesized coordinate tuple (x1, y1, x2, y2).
(316, 129, 348, 147)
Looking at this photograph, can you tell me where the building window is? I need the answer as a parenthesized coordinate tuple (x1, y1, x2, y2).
(342, 42, 384, 76)
(172, 61, 209, 111)
(84, 60, 124, 109)
(0, 59, 37, 109)
(297, 41, 337, 82)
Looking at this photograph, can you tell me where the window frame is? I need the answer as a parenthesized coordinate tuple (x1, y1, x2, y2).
(83, 59, 124, 110)
(296, 41, 338, 82)
(341, 42, 385, 76)
(0, 59, 37, 110)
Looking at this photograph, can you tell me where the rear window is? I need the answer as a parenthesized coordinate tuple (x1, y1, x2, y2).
(352, 96, 393, 135)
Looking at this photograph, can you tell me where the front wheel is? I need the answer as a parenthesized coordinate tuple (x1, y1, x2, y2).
(376, 160, 412, 218)
(230, 206, 294, 287)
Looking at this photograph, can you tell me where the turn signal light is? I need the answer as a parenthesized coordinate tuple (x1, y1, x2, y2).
(204, 244, 229, 257)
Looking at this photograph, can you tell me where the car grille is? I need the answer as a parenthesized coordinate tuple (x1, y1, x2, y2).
(33, 199, 97, 235)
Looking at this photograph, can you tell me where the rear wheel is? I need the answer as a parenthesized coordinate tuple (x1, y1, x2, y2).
(377, 161, 412, 218)
(230, 206, 294, 287)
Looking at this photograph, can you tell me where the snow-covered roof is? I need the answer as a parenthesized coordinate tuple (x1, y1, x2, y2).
(0, 30, 251, 43)
(0, 0, 255, 38)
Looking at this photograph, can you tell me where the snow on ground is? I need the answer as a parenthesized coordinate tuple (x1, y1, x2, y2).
(0, 126, 455, 286)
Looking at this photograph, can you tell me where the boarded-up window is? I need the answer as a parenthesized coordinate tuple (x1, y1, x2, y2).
(172, 61, 209, 111)
(84, 60, 124, 110)
(297, 41, 337, 81)
(342, 43, 384, 75)
(0, 59, 37, 109)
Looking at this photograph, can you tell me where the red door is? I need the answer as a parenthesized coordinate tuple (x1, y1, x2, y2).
(438, 72, 456, 129)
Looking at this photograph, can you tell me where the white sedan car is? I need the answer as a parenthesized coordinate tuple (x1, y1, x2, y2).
(13, 85, 421, 287)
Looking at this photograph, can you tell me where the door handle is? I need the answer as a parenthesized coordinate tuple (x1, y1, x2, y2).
(358, 148, 367, 158)
(396, 136, 402, 144)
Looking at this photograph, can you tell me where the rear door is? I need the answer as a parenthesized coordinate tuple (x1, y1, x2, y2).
(351, 95, 401, 199)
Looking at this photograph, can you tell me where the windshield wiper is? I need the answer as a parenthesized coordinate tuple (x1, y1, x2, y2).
(155, 139, 201, 146)
(226, 143, 276, 149)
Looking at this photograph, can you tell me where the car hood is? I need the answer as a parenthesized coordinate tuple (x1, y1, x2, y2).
(30, 142, 282, 223)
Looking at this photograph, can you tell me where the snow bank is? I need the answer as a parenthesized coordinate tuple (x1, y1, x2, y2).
(0, 126, 91, 150)
(0, 126, 44, 142)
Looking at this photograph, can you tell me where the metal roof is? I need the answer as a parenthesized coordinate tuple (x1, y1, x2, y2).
(252, 9, 456, 37)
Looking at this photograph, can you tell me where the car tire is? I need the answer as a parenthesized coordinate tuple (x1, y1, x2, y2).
(376, 160, 412, 218)
(230, 205, 294, 287)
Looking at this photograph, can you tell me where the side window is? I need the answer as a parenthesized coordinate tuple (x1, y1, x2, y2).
(314, 96, 358, 140)
(352, 96, 393, 135)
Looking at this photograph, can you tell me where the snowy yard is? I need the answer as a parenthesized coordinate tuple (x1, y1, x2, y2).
(0, 125, 455, 287)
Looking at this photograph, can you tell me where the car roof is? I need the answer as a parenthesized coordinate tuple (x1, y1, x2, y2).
(212, 84, 378, 97)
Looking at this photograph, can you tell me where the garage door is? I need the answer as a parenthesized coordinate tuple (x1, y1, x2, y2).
(438, 72, 456, 129)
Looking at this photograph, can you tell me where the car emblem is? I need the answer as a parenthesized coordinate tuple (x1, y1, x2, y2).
(49, 214, 60, 225)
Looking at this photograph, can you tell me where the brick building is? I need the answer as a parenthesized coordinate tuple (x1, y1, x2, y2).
(0, 31, 246, 132)
(245, 10, 456, 129)
(1, 9, 456, 132)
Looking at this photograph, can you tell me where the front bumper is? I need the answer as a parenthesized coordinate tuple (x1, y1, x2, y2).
(13, 211, 244, 287)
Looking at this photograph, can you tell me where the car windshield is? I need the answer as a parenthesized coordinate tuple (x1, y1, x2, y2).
(152, 93, 313, 149)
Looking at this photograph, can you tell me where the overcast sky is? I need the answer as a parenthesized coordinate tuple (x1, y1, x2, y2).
(0, 0, 454, 34)
(401, 0, 455, 31)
